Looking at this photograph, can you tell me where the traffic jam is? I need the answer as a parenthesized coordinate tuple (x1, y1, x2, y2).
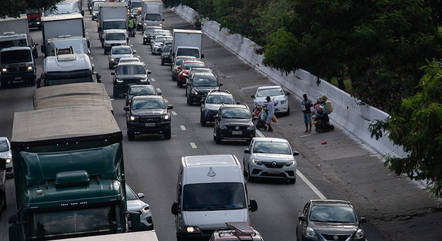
(0, 0, 368, 241)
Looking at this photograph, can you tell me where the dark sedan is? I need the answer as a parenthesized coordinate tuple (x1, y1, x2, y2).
(185, 72, 222, 105)
(125, 85, 162, 106)
(112, 62, 149, 98)
(296, 200, 367, 241)
(125, 96, 173, 140)
(213, 104, 255, 144)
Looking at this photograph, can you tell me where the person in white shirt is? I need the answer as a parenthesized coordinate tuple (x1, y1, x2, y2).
(266, 96, 275, 132)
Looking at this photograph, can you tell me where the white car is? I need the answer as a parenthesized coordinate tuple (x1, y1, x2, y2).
(108, 45, 136, 69)
(126, 184, 153, 230)
(243, 137, 298, 184)
(0, 137, 12, 178)
(151, 36, 172, 55)
(251, 86, 290, 115)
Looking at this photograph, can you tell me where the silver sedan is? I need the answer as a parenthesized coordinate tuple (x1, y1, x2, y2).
(243, 137, 298, 183)
(126, 184, 154, 230)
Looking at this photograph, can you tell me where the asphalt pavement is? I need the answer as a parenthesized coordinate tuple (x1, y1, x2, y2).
(0, 2, 441, 241)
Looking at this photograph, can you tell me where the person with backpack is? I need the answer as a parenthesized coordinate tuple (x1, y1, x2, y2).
(301, 94, 313, 132)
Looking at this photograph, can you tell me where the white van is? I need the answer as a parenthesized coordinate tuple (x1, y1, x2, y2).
(171, 154, 258, 241)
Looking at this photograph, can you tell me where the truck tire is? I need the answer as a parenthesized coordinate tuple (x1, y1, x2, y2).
(2, 191, 6, 210)
(164, 128, 171, 139)
(161, 59, 164, 65)
(200, 114, 206, 126)
(113, 87, 119, 98)
(127, 131, 135, 141)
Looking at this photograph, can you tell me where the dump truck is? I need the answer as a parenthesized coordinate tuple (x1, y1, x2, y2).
(8, 106, 139, 241)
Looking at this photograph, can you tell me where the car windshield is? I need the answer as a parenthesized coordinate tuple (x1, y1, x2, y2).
(132, 98, 165, 110)
(126, 185, 138, 201)
(177, 48, 200, 58)
(112, 48, 131, 54)
(0, 140, 9, 152)
(176, 58, 194, 66)
(256, 88, 284, 97)
(183, 62, 204, 70)
(206, 95, 234, 104)
(145, 13, 162, 21)
(183, 183, 246, 211)
(221, 108, 251, 119)
(253, 141, 291, 154)
(119, 58, 139, 63)
(154, 36, 166, 42)
(103, 21, 126, 30)
(116, 65, 145, 75)
(106, 33, 125, 40)
(192, 75, 218, 87)
(1, 50, 32, 64)
(130, 86, 156, 95)
(310, 205, 357, 223)
(131, 2, 142, 8)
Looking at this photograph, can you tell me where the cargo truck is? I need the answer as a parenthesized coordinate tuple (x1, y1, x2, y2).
(0, 46, 36, 88)
(141, 0, 163, 28)
(41, 13, 85, 55)
(8, 106, 141, 240)
(0, 15, 38, 58)
(172, 29, 203, 61)
(98, 2, 128, 43)
(62, 230, 159, 241)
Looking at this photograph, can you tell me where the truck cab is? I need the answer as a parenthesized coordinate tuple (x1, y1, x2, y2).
(98, 2, 128, 43)
(103, 29, 129, 54)
(171, 155, 258, 241)
(172, 29, 204, 62)
(39, 53, 101, 87)
(141, 0, 164, 27)
(0, 46, 36, 88)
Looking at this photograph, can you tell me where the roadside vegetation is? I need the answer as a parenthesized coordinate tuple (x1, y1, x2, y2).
(0, 0, 63, 17)
(165, 0, 441, 196)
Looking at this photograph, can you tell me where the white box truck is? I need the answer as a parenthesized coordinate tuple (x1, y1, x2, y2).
(141, 0, 163, 28)
(98, 2, 128, 42)
(172, 29, 203, 60)
(41, 13, 85, 54)
(0, 15, 38, 57)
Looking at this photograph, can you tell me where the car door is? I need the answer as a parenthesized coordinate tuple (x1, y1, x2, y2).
(297, 201, 310, 239)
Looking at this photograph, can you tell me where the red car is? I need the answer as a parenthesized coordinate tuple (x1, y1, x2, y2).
(177, 60, 205, 87)
(26, 9, 42, 30)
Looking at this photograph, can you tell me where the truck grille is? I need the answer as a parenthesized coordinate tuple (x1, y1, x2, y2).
(139, 116, 161, 123)
(263, 162, 284, 168)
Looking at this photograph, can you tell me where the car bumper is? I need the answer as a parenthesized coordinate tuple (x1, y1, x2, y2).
(218, 128, 255, 140)
(177, 229, 214, 240)
(127, 121, 171, 134)
(1, 72, 35, 82)
(275, 102, 289, 113)
(249, 163, 296, 179)
(188, 93, 207, 104)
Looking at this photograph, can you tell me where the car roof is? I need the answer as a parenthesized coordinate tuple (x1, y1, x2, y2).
(104, 29, 127, 34)
(112, 45, 131, 50)
(117, 61, 144, 66)
(207, 90, 232, 96)
(310, 199, 353, 206)
(252, 137, 289, 143)
(257, 85, 282, 90)
(220, 104, 249, 110)
(181, 155, 242, 184)
(119, 57, 140, 61)
(132, 95, 163, 101)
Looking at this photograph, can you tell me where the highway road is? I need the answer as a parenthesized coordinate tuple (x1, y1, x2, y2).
(0, 3, 379, 241)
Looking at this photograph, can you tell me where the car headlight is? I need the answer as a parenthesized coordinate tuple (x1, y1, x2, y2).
(6, 158, 11, 164)
(143, 23, 147, 26)
(110, 58, 115, 62)
(1, 68, 7, 72)
(191, 89, 198, 95)
(36, 21, 41, 24)
(355, 229, 365, 239)
(116, 78, 123, 83)
(306, 227, 316, 238)
(130, 115, 136, 121)
(162, 114, 170, 120)
(252, 159, 263, 165)
(185, 226, 200, 233)
(285, 161, 295, 166)
(27, 66, 33, 71)
(142, 205, 150, 212)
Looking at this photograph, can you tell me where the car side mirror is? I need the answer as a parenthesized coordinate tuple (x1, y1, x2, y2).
(219, 83, 223, 86)
(293, 151, 299, 156)
(249, 200, 258, 212)
(167, 105, 174, 110)
(251, 95, 255, 99)
(244, 149, 250, 154)
(236, 101, 241, 104)
(201, 53, 205, 58)
(147, 70, 151, 74)
(359, 217, 367, 223)
(133, 50, 137, 54)
(171, 201, 179, 215)
(137, 193, 145, 199)
(156, 88, 162, 95)
(124, 106, 129, 111)
(286, 92, 291, 96)
(162, 19, 165, 21)
(111, 72, 115, 75)
(81, 10, 85, 16)
(298, 216, 307, 222)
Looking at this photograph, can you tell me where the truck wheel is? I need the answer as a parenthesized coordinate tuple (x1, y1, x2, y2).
(127, 131, 135, 141)
(200, 114, 206, 126)
(113, 88, 119, 98)
(108, 63, 113, 69)
(2, 191, 6, 210)
(214, 132, 221, 144)
(164, 128, 171, 139)
(161, 59, 164, 65)
(288, 178, 296, 184)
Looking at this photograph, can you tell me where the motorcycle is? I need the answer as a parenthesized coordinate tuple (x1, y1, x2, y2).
(252, 105, 267, 130)
(312, 99, 334, 133)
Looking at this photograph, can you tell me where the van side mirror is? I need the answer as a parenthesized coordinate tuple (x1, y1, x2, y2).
(219, 83, 223, 86)
(137, 193, 145, 199)
(249, 200, 258, 212)
(244, 149, 250, 154)
(359, 217, 367, 223)
(298, 216, 307, 222)
(124, 106, 129, 111)
(251, 95, 255, 99)
(133, 49, 137, 54)
(171, 201, 179, 215)
(293, 151, 299, 156)
(201, 53, 205, 58)
(167, 105, 174, 110)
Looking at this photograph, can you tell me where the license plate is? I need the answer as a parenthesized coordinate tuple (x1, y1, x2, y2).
(145, 123, 155, 127)
(14, 76, 22, 80)
(232, 131, 242, 135)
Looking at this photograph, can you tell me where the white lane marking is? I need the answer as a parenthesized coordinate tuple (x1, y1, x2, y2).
(299, 134, 311, 138)
(171, 111, 177, 116)
(256, 128, 326, 200)
(296, 171, 327, 200)
(180, 125, 186, 131)
(190, 142, 197, 149)
(151, 78, 156, 82)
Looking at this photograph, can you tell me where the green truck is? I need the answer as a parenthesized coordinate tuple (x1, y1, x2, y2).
(8, 106, 135, 240)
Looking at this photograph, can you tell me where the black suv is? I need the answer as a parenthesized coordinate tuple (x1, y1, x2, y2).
(112, 62, 150, 98)
(185, 72, 222, 105)
(125, 96, 173, 140)
(296, 200, 367, 241)
(125, 85, 162, 106)
(213, 104, 255, 144)
(200, 90, 235, 126)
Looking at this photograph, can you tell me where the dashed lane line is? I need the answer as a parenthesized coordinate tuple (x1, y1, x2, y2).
(180, 125, 186, 131)
(190, 142, 197, 149)
(171, 111, 177, 116)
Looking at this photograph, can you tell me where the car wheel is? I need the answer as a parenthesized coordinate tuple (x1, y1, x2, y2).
(2, 191, 6, 210)
(161, 59, 164, 65)
(127, 131, 135, 141)
(176, 80, 180, 86)
(109, 63, 113, 69)
(200, 114, 206, 126)
(214, 132, 221, 144)
(288, 178, 296, 184)
(113, 87, 119, 99)
(164, 127, 171, 139)
(186, 97, 191, 105)
(285, 106, 290, 116)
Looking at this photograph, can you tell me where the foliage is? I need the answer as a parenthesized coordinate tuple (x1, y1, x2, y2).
(163, 0, 181, 8)
(369, 61, 442, 196)
(0, 0, 63, 17)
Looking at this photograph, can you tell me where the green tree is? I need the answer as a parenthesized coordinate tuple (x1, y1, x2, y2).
(0, 0, 63, 17)
(163, 0, 181, 8)
(369, 61, 442, 196)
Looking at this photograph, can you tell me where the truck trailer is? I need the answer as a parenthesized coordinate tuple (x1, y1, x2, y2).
(172, 29, 203, 60)
(8, 106, 135, 240)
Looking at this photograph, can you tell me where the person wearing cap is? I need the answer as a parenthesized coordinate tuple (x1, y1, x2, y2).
(266, 96, 275, 132)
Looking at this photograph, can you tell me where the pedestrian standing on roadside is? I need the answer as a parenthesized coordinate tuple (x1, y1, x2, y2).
(266, 96, 275, 132)
(301, 94, 312, 132)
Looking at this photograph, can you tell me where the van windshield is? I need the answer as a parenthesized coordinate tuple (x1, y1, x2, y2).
(177, 48, 200, 58)
(103, 21, 126, 30)
(183, 183, 246, 211)
(1, 50, 32, 64)
(145, 13, 161, 21)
